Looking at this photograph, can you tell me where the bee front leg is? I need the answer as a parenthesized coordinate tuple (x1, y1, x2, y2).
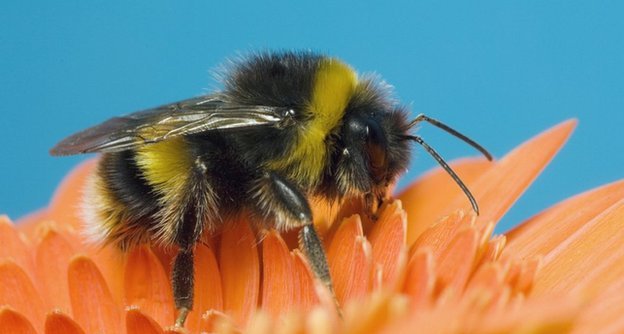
(254, 172, 334, 297)
(299, 224, 333, 292)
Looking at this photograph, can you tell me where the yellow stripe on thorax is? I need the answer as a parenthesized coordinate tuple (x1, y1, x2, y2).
(271, 58, 358, 185)
(135, 138, 193, 200)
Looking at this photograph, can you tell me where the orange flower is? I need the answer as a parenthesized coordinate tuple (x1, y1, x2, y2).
(2, 119, 623, 333)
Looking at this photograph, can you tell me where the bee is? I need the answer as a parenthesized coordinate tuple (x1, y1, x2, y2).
(51, 51, 492, 326)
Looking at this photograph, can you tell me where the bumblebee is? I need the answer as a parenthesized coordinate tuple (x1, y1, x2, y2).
(51, 51, 492, 326)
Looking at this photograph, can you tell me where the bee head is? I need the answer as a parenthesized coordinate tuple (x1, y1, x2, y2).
(333, 76, 492, 215)
(333, 78, 412, 200)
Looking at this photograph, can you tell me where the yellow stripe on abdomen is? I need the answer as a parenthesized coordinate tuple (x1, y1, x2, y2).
(271, 58, 358, 184)
(135, 138, 193, 201)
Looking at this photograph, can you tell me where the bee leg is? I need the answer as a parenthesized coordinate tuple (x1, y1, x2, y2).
(173, 246, 194, 327)
(172, 157, 213, 327)
(256, 172, 334, 298)
(299, 224, 333, 293)
(364, 193, 380, 221)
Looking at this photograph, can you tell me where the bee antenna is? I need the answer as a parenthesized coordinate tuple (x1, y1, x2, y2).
(402, 134, 481, 215)
(408, 114, 493, 161)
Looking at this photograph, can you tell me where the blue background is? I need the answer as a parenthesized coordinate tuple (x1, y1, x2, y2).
(2, 1, 623, 232)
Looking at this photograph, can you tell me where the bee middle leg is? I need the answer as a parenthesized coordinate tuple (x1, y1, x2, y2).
(254, 172, 334, 295)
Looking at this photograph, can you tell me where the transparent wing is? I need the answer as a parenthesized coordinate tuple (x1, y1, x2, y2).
(50, 95, 292, 155)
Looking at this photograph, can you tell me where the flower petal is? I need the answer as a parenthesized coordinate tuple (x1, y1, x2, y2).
(200, 310, 236, 333)
(84, 246, 126, 306)
(476, 235, 506, 266)
(343, 294, 408, 334)
(367, 201, 407, 290)
(327, 215, 372, 305)
(435, 228, 479, 296)
(291, 250, 320, 313)
(463, 262, 507, 311)
(532, 199, 624, 297)
(574, 279, 624, 334)
(0, 307, 37, 334)
(220, 221, 259, 326)
(15, 209, 49, 238)
(185, 244, 223, 333)
(0, 260, 45, 332)
(35, 228, 76, 312)
(513, 257, 540, 295)
(47, 159, 98, 230)
(410, 210, 474, 258)
(126, 308, 164, 334)
(261, 231, 294, 318)
(505, 180, 624, 257)
(246, 311, 273, 334)
(403, 250, 435, 310)
(45, 310, 86, 334)
(398, 158, 493, 245)
(475, 296, 580, 334)
(124, 246, 174, 327)
(443, 120, 576, 229)
(68, 255, 121, 334)
(0, 216, 36, 280)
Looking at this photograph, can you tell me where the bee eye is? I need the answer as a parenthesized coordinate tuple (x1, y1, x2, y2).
(365, 121, 388, 180)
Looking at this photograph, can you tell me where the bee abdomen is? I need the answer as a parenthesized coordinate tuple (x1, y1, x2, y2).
(83, 150, 160, 250)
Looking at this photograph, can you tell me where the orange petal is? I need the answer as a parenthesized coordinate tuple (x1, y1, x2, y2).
(367, 201, 407, 290)
(84, 246, 126, 306)
(435, 228, 479, 296)
(200, 310, 236, 333)
(475, 295, 580, 334)
(513, 257, 540, 295)
(476, 235, 506, 266)
(245, 311, 273, 334)
(47, 159, 98, 230)
(15, 208, 49, 238)
(0, 260, 45, 332)
(466, 262, 504, 291)
(327, 215, 372, 305)
(342, 294, 408, 334)
(505, 180, 624, 257)
(443, 120, 576, 229)
(220, 221, 259, 327)
(185, 244, 223, 333)
(0, 216, 36, 280)
(35, 228, 76, 312)
(0, 307, 37, 334)
(45, 311, 86, 334)
(532, 199, 624, 297)
(126, 308, 164, 334)
(261, 231, 294, 318)
(403, 250, 435, 310)
(398, 157, 494, 245)
(409, 210, 473, 258)
(291, 250, 320, 313)
(463, 262, 506, 311)
(68, 255, 121, 334)
(574, 279, 624, 333)
(124, 246, 174, 327)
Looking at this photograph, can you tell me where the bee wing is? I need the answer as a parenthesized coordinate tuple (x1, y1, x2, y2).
(50, 95, 291, 155)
